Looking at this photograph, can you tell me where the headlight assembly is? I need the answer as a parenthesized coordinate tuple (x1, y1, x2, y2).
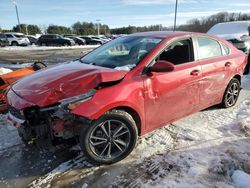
(59, 89, 96, 110)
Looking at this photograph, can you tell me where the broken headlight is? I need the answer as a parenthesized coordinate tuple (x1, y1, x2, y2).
(59, 89, 96, 110)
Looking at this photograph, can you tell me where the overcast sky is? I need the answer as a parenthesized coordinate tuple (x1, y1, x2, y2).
(0, 0, 250, 29)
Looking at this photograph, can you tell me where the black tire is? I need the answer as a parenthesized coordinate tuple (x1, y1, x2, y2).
(17, 126, 34, 147)
(11, 41, 18, 46)
(244, 55, 250, 75)
(63, 43, 68, 46)
(221, 78, 241, 108)
(80, 110, 138, 165)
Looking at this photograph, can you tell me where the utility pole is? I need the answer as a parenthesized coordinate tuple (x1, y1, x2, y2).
(173, 0, 178, 31)
(96, 19, 101, 36)
(25, 24, 28, 35)
(12, 0, 21, 32)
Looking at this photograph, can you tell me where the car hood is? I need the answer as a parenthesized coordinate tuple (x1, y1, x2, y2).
(11, 61, 128, 107)
(214, 33, 247, 41)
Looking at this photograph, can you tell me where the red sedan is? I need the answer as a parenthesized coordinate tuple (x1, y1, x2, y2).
(6, 31, 247, 164)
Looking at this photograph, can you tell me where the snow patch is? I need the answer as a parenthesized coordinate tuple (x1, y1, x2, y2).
(0, 67, 13, 75)
(232, 170, 250, 188)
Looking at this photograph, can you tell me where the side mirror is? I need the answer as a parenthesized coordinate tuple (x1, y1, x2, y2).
(150, 60, 175, 73)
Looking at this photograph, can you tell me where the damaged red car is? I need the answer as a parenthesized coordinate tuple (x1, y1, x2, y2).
(7, 31, 247, 164)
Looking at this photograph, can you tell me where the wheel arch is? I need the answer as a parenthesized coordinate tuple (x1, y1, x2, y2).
(110, 106, 142, 136)
(233, 74, 241, 84)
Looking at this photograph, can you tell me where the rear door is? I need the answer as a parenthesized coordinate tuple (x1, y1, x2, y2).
(194, 37, 233, 109)
(143, 37, 202, 132)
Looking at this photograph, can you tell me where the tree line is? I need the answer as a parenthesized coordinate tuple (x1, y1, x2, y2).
(177, 12, 250, 32)
(0, 12, 249, 35)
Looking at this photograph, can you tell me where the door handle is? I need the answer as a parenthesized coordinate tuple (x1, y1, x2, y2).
(225, 62, 232, 67)
(190, 70, 200, 76)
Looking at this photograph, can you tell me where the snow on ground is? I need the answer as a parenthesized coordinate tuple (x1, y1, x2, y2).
(0, 45, 100, 51)
(1, 75, 250, 188)
(0, 114, 22, 151)
(232, 170, 250, 188)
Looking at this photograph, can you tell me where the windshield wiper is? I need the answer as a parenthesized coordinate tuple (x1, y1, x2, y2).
(78, 58, 89, 64)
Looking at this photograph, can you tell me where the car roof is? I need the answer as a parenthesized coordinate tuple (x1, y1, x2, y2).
(129, 31, 195, 38)
(214, 21, 250, 25)
(4, 32, 24, 35)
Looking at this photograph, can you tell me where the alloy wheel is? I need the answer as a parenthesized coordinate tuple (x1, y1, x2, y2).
(89, 120, 131, 160)
(225, 82, 239, 107)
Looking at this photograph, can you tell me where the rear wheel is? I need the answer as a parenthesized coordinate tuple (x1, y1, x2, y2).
(11, 41, 18, 46)
(221, 78, 240, 108)
(80, 110, 138, 165)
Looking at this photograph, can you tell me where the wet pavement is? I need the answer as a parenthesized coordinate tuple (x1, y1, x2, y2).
(0, 144, 80, 188)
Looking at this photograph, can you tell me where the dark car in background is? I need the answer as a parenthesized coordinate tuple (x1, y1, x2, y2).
(26, 35, 38, 45)
(37, 34, 75, 46)
(66, 36, 86, 45)
(79, 36, 103, 45)
(0, 33, 9, 47)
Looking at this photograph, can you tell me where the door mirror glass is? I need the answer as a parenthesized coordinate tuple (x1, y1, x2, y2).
(150, 60, 175, 72)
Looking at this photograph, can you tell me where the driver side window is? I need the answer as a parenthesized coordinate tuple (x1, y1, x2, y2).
(158, 38, 194, 65)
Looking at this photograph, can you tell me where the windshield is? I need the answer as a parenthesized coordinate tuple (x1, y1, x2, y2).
(80, 36, 162, 70)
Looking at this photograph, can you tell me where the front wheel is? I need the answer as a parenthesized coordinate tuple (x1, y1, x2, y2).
(80, 110, 138, 165)
(221, 78, 240, 108)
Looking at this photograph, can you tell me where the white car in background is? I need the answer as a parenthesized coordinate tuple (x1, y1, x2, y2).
(4, 32, 30, 46)
(207, 21, 250, 74)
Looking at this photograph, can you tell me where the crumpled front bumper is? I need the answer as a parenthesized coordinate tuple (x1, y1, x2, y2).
(6, 88, 32, 127)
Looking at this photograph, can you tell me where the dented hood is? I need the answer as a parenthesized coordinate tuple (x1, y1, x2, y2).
(12, 61, 128, 107)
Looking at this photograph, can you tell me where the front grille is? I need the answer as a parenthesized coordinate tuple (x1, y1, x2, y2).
(9, 106, 24, 119)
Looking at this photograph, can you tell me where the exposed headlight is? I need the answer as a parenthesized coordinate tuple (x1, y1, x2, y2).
(59, 89, 96, 110)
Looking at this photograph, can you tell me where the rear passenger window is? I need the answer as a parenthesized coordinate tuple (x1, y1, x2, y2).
(197, 37, 222, 59)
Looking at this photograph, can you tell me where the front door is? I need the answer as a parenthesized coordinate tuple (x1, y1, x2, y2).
(143, 38, 202, 132)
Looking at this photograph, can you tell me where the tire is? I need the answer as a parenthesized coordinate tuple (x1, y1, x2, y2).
(17, 126, 34, 146)
(63, 43, 68, 46)
(80, 110, 138, 165)
(221, 78, 241, 108)
(11, 41, 18, 46)
(244, 55, 250, 75)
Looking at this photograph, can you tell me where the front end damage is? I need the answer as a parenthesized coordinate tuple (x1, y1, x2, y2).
(7, 90, 95, 147)
(6, 61, 128, 147)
